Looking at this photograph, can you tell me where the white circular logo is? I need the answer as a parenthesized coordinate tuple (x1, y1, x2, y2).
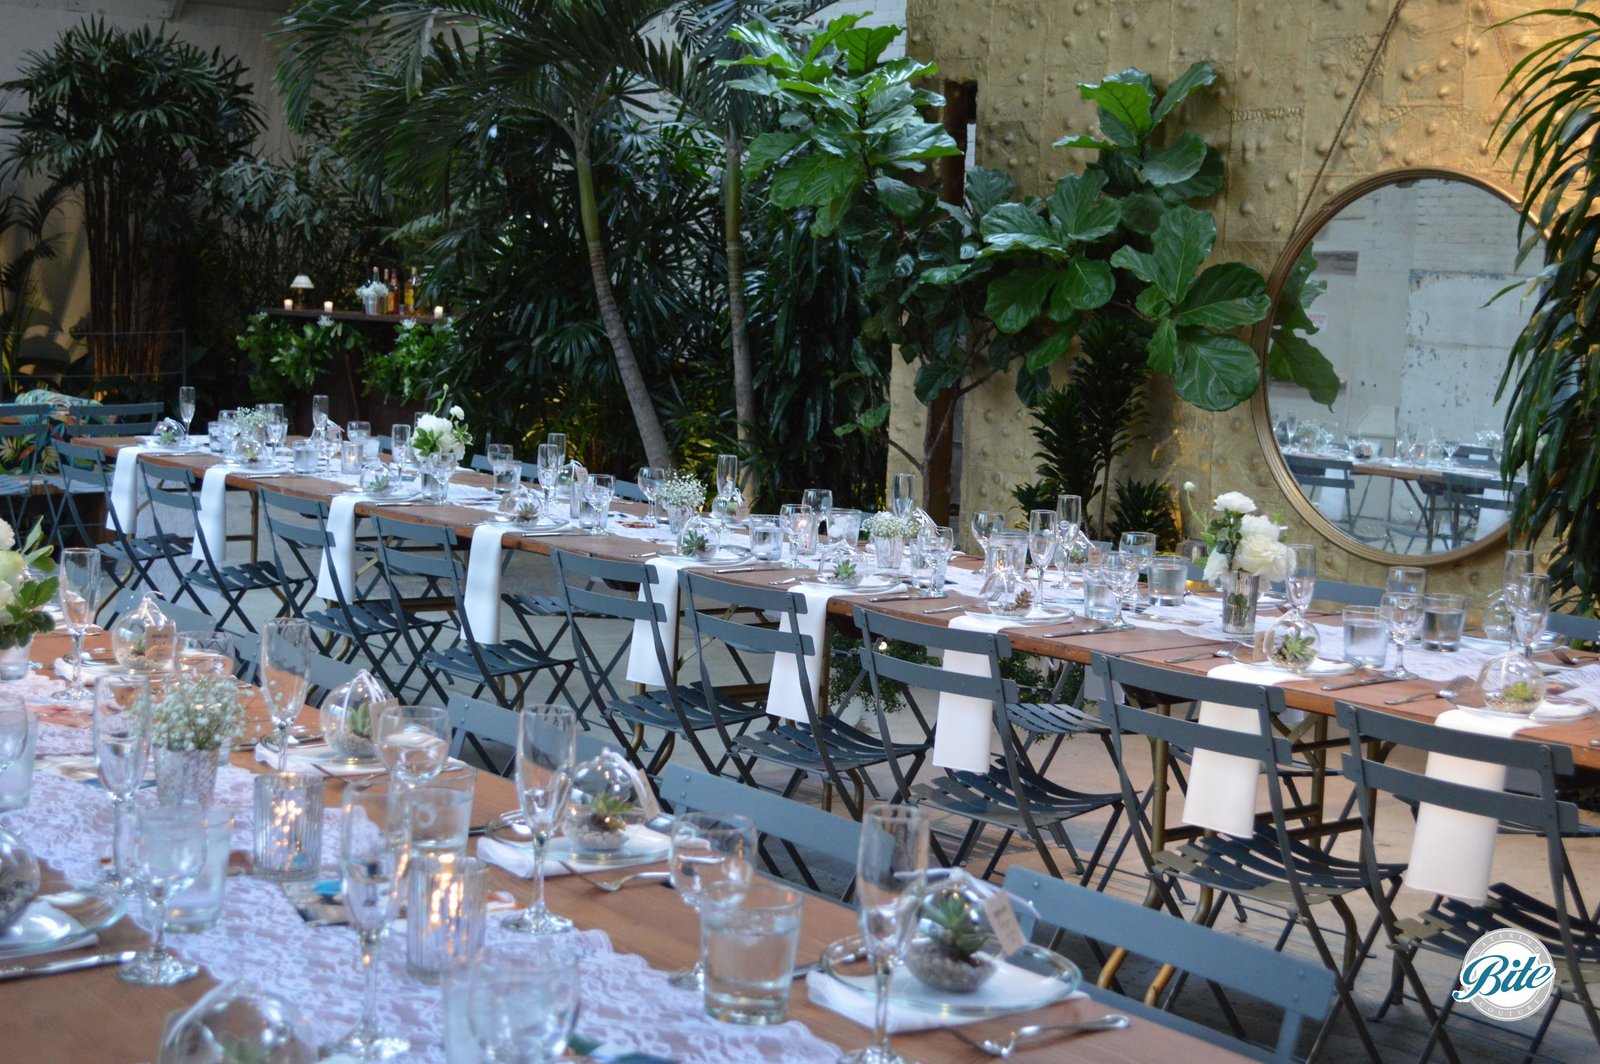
(1453, 929, 1556, 1020)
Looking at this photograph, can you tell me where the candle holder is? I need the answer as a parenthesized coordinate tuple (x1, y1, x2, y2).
(252, 772, 324, 881)
(406, 853, 486, 984)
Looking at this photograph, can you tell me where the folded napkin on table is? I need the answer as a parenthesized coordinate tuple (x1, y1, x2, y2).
(52, 657, 119, 683)
(477, 826, 670, 879)
(804, 963, 1085, 1033)
(252, 740, 386, 778)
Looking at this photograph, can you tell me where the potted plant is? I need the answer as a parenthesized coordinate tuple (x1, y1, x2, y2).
(0, 520, 56, 681)
(149, 674, 243, 806)
(861, 512, 922, 572)
(658, 472, 707, 536)
(906, 879, 1001, 994)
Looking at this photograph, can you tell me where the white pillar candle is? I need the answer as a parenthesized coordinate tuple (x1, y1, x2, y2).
(323, 301, 334, 313)
(433, 306, 445, 319)
(282, 298, 294, 310)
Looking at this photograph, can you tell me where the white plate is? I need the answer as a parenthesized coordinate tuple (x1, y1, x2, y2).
(967, 607, 1075, 625)
(1532, 701, 1597, 723)
(0, 888, 123, 959)
(821, 936, 1080, 1018)
(798, 578, 903, 594)
(1458, 705, 1540, 722)
(483, 812, 670, 867)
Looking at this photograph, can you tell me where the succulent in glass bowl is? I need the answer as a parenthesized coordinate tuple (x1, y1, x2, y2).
(320, 669, 393, 762)
(817, 545, 863, 588)
(154, 418, 187, 446)
(111, 591, 176, 673)
(1264, 612, 1320, 673)
(675, 514, 720, 562)
(905, 876, 1001, 994)
(497, 486, 544, 528)
(563, 750, 642, 853)
(1477, 652, 1547, 715)
(358, 464, 394, 497)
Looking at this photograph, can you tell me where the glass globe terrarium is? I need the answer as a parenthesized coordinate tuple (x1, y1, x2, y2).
(563, 749, 642, 854)
(816, 544, 864, 588)
(1477, 652, 1547, 715)
(156, 980, 316, 1064)
(497, 485, 544, 528)
(1264, 611, 1321, 673)
(675, 514, 721, 563)
(111, 591, 177, 674)
(319, 670, 393, 762)
(905, 874, 1006, 994)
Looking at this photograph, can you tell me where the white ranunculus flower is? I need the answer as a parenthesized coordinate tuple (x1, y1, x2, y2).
(1183, 481, 1197, 492)
(416, 413, 451, 436)
(1234, 533, 1293, 580)
(1238, 513, 1280, 539)
(0, 520, 15, 552)
(1213, 491, 1256, 514)
(1203, 550, 1229, 580)
(448, 405, 464, 419)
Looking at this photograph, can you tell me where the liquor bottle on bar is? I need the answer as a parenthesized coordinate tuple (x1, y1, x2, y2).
(388, 269, 401, 314)
(404, 269, 416, 314)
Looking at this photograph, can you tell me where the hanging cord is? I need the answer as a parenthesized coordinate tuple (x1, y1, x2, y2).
(1290, 0, 1410, 234)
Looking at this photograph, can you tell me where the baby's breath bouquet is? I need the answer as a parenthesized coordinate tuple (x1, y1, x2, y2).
(862, 512, 923, 541)
(658, 472, 707, 512)
(151, 674, 244, 753)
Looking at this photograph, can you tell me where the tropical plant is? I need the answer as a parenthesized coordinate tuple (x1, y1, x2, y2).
(367, 318, 460, 404)
(1265, 247, 1336, 406)
(1494, 4, 1600, 609)
(237, 313, 372, 402)
(0, 184, 63, 392)
(1108, 479, 1180, 550)
(2, 20, 262, 381)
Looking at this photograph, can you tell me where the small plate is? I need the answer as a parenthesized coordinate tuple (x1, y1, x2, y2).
(0, 887, 124, 959)
(799, 578, 903, 595)
(1532, 701, 1596, 723)
(1236, 657, 1355, 678)
(491, 514, 567, 530)
(968, 607, 1075, 625)
(820, 935, 1080, 1018)
(482, 812, 670, 867)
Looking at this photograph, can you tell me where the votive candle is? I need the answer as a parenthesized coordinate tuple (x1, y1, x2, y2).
(282, 299, 294, 310)
(323, 300, 334, 313)
(433, 305, 445, 319)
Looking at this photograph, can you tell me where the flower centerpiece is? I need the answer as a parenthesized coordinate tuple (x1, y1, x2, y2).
(412, 403, 472, 503)
(0, 520, 56, 681)
(861, 511, 923, 571)
(657, 472, 707, 535)
(229, 405, 272, 465)
(1185, 487, 1292, 641)
(355, 278, 389, 315)
(149, 674, 243, 806)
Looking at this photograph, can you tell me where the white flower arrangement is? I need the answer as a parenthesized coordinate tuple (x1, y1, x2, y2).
(317, 314, 334, 328)
(658, 472, 707, 511)
(1184, 486, 1291, 580)
(0, 519, 56, 649)
(233, 405, 271, 438)
(412, 403, 472, 460)
(355, 279, 389, 300)
(150, 674, 243, 752)
(862, 511, 922, 540)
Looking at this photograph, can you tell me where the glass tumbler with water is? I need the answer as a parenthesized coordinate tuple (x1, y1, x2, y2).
(1148, 556, 1188, 606)
(1343, 606, 1388, 669)
(701, 880, 803, 1026)
(748, 515, 783, 561)
(1422, 593, 1467, 652)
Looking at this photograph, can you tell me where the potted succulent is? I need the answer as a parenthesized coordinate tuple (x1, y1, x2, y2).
(1264, 615, 1319, 673)
(564, 751, 641, 853)
(906, 879, 1000, 994)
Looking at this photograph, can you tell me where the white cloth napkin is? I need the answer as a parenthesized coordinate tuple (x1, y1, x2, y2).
(189, 464, 232, 563)
(0, 901, 94, 954)
(52, 656, 119, 683)
(804, 964, 1085, 1033)
(314, 494, 361, 602)
(475, 828, 670, 878)
(251, 741, 384, 778)
(464, 523, 509, 644)
(766, 583, 838, 723)
(1405, 708, 1536, 904)
(106, 445, 158, 532)
(931, 614, 1017, 773)
(625, 556, 700, 687)
(1179, 661, 1306, 839)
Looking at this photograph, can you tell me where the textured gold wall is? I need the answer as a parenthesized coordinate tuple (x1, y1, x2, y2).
(891, 0, 1559, 601)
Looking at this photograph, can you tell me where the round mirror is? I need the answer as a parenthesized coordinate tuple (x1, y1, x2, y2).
(1254, 171, 1541, 564)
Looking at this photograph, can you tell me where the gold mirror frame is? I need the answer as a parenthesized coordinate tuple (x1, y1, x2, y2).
(1250, 168, 1529, 568)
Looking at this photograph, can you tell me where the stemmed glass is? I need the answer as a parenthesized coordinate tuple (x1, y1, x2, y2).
(1103, 550, 1140, 628)
(1507, 572, 1552, 657)
(1504, 550, 1534, 587)
(839, 805, 929, 1064)
(375, 705, 451, 789)
(802, 487, 833, 531)
(546, 432, 567, 461)
(1381, 592, 1423, 679)
(324, 777, 411, 1059)
(780, 503, 814, 565)
(51, 548, 101, 702)
(1386, 565, 1426, 599)
(175, 631, 236, 676)
(970, 510, 1006, 565)
(637, 466, 666, 526)
(717, 454, 741, 496)
(176, 386, 196, 438)
(1284, 543, 1317, 614)
(262, 403, 288, 457)
(667, 811, 756, 990)
(120, 807, 208, 985)
(1119, 531, 1156, 599)
(261, 619, 312, 770)
(504, 704, 577, 935)
(1027, 510, 1057, 604)
(390, 424, 413, 481)
(311, 394, 330, 437)
(890, 473, 918, 518)
(91, 676, 149, 893)
(537, 444, 563, 510)
(584, 473, 615, 528)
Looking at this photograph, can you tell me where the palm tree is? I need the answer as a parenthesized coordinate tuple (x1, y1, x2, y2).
(275, 0, 685, 468)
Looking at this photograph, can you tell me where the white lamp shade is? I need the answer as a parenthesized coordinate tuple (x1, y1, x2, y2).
(289, 274, 314, 290)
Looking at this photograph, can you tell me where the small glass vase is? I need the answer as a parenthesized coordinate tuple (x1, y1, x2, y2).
(418, 453, 457, 504)
(0, 637, 31, 682)
(1219, 569, 1260, 642)
(675, 514, 720, 562)
(154, 746, 219, 807)
(871, 535, 904, 573)
(665, 503, 694, 537)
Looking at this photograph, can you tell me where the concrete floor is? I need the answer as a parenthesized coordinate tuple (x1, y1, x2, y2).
(207, 511, 1600, 1064)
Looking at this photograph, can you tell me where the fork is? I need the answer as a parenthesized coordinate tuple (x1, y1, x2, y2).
(952, 1014, 1130, 1057)
(1385, 676, 1471, 706)
(1163, 647, 1233, 664)
(588, 869, 672, 893)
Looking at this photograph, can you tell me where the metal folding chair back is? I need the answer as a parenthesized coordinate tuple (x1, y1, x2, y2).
(1311, 579, 1384, 607)
(1006, 867, 1336, 1063)
(256, 489, 330, 616)
(64, 402, 162, 437)
(446, 693, 615, 778)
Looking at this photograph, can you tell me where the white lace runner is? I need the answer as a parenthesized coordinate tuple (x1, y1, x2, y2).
(12, 713, 840, 1064)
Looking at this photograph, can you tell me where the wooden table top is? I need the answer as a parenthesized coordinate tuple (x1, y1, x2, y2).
(2, 631, 1247, 1063)
(88, 437, 1600, 769)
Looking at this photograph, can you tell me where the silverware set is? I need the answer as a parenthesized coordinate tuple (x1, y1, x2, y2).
(951, 1014, 1130, 1057)
(0, 950, 136, 982)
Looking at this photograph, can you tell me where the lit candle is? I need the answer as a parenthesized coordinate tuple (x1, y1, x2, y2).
(433, 305, 445, 319)
(323, 301, 334, 313)
(282, 298, 294, 310)
(406, 852, 486, 983)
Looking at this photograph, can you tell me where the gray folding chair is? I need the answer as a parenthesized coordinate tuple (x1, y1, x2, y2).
(658, 763, 860, 899)
(1006, 867, 1337, 1063)
(1547, 609, 1600, 645)
(854, 608, 1123, 884)
(0, 421, 52, 530)
(447, 693, 621, 777)
(63, 402, 162, 437)
(1337, 702, 1600, 1062)
(1311, 579, 1384, 608)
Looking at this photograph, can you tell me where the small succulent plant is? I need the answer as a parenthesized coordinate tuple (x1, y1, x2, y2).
(1273, 633, 1316, 667)
(833, 559, 857, 582)
(681, 530, 711, 557)
(1500, 680, 1539, 706)
(365, 474, 390, 496)
(158, 425, 180, 444)
(584, 793, 633, 836)
(906, 882, 1000, 994)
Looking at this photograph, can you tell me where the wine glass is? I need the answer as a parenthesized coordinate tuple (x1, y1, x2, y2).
(120, 807, 208, 985)
(637, 466, 666, 526)
(716, 454, 740, 495)
(323, 777, 411, 1059)
(537, 443, 563, 508)
(311, 394, 330, 436)
(1103, 550, 1140, 628)
(176, 631, 235, 677)
(51, 548, 101, 702)
(503, 704, 577, 935)
(667, 812, 756, 990)
(546, 432, 567, 461)
(839, 805, 929, 1064)
(91, 677, 149, 893)
(1385, 565, 1426, 599)
(584, 473, 615, 528)
(375, 705, 452, 789)
(260, 619, 312, 770)
(390, 424, 413, 480)
(1507, 572, 1552, 656)
(1119, 531, 1157, 599)
(802, 487, 833, 530)
(265, 410, 289, 456)
(176, 386, 196, 436)
(468, 945, 581, 1062)
(970, 510, 1006, 561)
(890, 473, 918, 518)
(1027, 510, 1057, 604)
(779, 503, 814, 565)
(1504, 550, 1534, 589)
(1381, 592, 1423, 679)
(1284, 543, 1317, 614)
(1056, 494, 1082, 530)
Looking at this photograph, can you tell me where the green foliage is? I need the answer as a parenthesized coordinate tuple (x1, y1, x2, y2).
(1265, 247, 1337, 407)
(1493, 5, 1600, 610)
(0, 184, 63, 391)
(237, 313, 372, 403)
(1108, 479, 1180, 550)
(367, 318, 461, 404)
(829, 633, 931, 717)
(0, 520, 59, 648)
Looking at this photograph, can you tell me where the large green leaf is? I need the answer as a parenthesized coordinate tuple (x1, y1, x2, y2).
(743, 130, 805, 179)
(1142, 132, 1208, 187)
(979, 200, 1056, 248)
(802, 14, 864, 65)
(1045, 171, 1121, 241)
(964, 166, 1015, 218)
(1052, 133, 1118, 151)
(1173, 262, 1269, 329)
(768, 151, 863, 210)
(1268, 331, 1341, 407)
(1151, 61, 1218, 125)
(1158, 145, 1225, 203)
(1049, 259, 1115, 317)
(836, 25, 901, 75)
(1171, 331, 1259, 410)
(913, 356, 968, 403)
(1147, 318, 1179, 375)
(1141, 205, 1215, 302)
(873, 176, 926, 219)
(1079, 69, 1155, 148)
(985, 266, 1058, 334)
(1024, 327, 1077, 374)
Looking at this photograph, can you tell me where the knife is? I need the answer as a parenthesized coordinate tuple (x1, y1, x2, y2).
(0, 950, 136, 982)
(1321, 675, 1405, 692)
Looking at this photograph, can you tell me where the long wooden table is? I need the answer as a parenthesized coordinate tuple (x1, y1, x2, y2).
(2, 629, 1248, 1063)
(87, 438, 1600, 771)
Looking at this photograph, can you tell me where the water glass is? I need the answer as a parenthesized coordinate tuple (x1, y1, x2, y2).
(292, 441, 318, 474)
(669, 812, 756, 990)
(466, 945, 580, 1062)
(207, 421, 226, 454)
(1342, 606, 1388, 669)
(826, 508, 862, 549)
(347, 421, 371, 441)
(407, 853, 488, 984)
(340, 440, 364, 475)
(488, 444, 517, 496)
(252, 771, 325, 881)
(376, 704, 452, 787)
(580, 474, 615, 530)
(890, 472, 918, 518)
(1422, 593, 1467, 652)
(748, 515, 783, 561)
(166, 807, 234, 932)
(176, 631, 236, 677)
(1082, 567, 1121, 623)
(410, 764, 477, 855)
(702, 880, 803, 1025)
(1148, 556, 1188, 606)
(0, 712, 37, 814)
